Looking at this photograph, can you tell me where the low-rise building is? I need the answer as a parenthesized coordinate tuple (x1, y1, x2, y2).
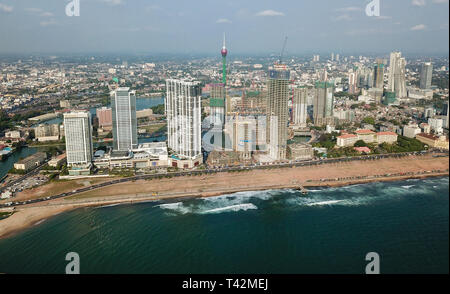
(60, 100, 71, 108)
(419, 123, 431, 134)
(354, 146, 371, 154)
(48, 153, 67, 168)
(376, 132, 398, 144)
(428, 117, 444, 134)
(355, 129, 376, 143)
(5, 130, 21, 139)
(337, 134, 358, 147)
(403, 124, 421, 138)
(416, 133, 449, 150)
(93, 142, 170, 169)
(13, 152, 47, 171)
(288, 143, 314, 160)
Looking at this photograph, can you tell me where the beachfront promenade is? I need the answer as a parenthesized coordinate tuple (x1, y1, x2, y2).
(1, 149, 447, 209)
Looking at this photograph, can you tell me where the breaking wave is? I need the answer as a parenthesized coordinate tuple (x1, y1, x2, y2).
(306, 200, 344, 206)
(200, 203, 257, 214)
(156, 176, 448, 215)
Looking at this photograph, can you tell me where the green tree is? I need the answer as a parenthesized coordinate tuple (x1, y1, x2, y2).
(354, 140, 368, 147)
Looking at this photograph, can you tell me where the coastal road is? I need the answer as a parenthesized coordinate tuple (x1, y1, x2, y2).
(0, 160, 48, 193)
(0, 150, 448, 209)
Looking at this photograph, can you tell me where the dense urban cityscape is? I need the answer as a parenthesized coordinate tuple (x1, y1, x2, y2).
(0, 0, 448, 278)
(0, 46, 448, 203)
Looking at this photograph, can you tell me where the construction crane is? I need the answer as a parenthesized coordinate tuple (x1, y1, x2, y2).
(278, 36, 288, 65)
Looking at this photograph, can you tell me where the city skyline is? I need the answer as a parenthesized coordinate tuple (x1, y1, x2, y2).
(0, 0, 448, 55)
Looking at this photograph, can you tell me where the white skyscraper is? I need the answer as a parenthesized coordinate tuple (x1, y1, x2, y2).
(64, 111, 93, 166)
(111, 87, 137, 151)
(165, 79, 202, 159)
(387, 52, 407, 98)
(293, 87, 308, 127)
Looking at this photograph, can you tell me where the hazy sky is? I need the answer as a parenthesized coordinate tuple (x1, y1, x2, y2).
(0, 0, 448, 55)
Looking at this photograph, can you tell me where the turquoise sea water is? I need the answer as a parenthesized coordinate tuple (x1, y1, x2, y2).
(0, 177, 448, 274)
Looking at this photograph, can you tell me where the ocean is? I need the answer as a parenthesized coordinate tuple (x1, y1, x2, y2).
(0, 177, 448, 274)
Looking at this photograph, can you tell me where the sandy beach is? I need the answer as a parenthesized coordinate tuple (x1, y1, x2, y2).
(0, 153, 448, 239)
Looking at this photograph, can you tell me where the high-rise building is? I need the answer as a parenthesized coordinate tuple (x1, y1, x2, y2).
(318, 68, 328, 82)
(34, 123, 60, 142)
(387, 52, 407, 98)
(111, 87, 137, 151)
(209, 84, 226, 127)
(331, 52, 334, 61)
(266, 64, 290, 160)
(165, 79, 202, 159)
(420, 62, 433, 89)
(293, 87, 308, 127)
(348, 71, 358, 94)
(64, 111, 93, 166)
(313, 81, 334, 126)
(96, 107, 113, 128)
(373, 59, 385, 89)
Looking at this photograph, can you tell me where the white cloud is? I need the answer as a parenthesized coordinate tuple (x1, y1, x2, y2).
(345, 28, 385, 36)
(411, 24, 427, 30)
(41, 12, 54, 17)
(333, 14, 352, 21)
(255, 10, 285, 17)
(336, 6, 362, 12)
(101, 0, 124, 6)
(40, 19, 57, 27)
(412, 0, 426, 6)
(26, 8, 53, 17)
(0, 3, 13, 13)
(216, 18, 232, 24)
(374, 15, 392, 20)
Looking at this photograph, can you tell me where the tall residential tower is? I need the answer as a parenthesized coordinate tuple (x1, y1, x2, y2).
(111, 87, 138, 151)
(313, 81, 335, 126)
(64, 111, 93, 166)
(293, 87, 308, 128)
(166, 79, 202, 160)
(387, 52, 407, 98)
(420, 62, 433, 89)
(373, 59, 385, 89)
(266, 64, 290, 160)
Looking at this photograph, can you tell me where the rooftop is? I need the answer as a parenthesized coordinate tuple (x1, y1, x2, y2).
(338, 134, 357, 139)
(355, 129, 375, 134)
(377, 131, 398, 136)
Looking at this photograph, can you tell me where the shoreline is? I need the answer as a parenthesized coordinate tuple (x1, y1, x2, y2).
(0, 171, 448, 240)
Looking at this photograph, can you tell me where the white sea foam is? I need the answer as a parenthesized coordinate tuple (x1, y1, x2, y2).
(98, 203, 121, 208)
(203, 190, 276, 202)
(33, 219, 47, 226)
(307, 200, 344, 206)
(401, 185, 415, 189)
(158, 202, 191, 214)
(200, 203, 258, 214)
